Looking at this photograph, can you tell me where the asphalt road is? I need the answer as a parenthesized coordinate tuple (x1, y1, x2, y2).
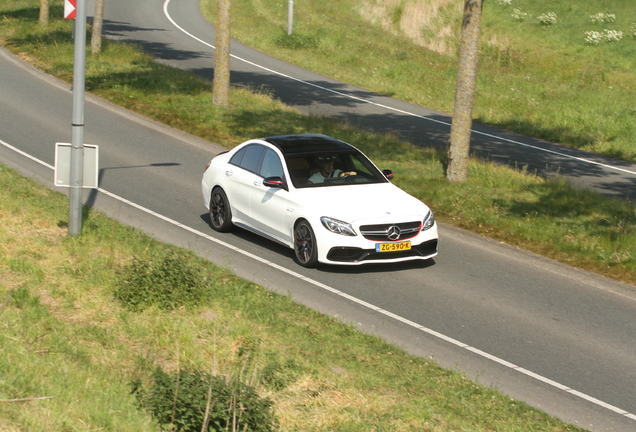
(1, 1, 636, 430)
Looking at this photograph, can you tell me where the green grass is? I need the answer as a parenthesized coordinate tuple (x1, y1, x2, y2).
(0, 0, 635, 286)
(0, 165, 587, 431)
(201, 0, 636, 162)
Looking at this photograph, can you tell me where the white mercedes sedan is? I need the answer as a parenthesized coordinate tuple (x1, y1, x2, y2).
(202, 134, 438, 267)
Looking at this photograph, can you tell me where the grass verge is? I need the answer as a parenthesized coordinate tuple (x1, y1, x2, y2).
(0, 1, 635, 286)
(0, 161, 588, 431)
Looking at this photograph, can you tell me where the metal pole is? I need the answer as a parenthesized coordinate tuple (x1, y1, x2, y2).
(69, 0, 87, 236)
(287, 0, 294, 36)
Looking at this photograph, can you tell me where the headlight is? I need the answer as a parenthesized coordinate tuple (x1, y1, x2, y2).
(422, 210, 435, 231)
(320, 217, 357, 236)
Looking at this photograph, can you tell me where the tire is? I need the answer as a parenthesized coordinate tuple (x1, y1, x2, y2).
(294, 220, 319, 267)
(209, 188, 233, 232)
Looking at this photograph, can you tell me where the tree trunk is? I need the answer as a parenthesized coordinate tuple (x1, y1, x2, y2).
(91, 0, 105, 56)
(213, 0, 231, 107)
(446, 0, 483, 183)
(39, 0, 49, 27)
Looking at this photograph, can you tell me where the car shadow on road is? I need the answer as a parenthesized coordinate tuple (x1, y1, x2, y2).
(318, 258, 437, 275)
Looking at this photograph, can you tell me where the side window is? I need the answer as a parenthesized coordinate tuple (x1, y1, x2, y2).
(229, 147, 246, 167)
(238, 145, 265, 174)
(260, 149, 284, 179)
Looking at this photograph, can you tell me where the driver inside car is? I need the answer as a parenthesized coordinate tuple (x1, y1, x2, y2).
(307, 155, 356, 184)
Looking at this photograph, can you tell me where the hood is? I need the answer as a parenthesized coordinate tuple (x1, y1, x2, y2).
(296, 183, 430, 223)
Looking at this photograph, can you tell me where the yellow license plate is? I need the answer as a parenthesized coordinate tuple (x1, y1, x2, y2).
(376, 241, 411, 252)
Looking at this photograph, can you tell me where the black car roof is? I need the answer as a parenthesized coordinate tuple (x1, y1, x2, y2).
(262, 134, 356, 156)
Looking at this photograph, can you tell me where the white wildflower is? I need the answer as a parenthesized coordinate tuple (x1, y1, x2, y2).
(584, 29, 624, 45)
(603, 29, 623, 43)
(590, 13, 616, 24)
(584, 31, 602, 45)
(537, 12, 557, 26)
(512, 8, 530, 22)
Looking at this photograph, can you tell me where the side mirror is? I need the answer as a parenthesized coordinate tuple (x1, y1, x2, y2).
(263, 176, 287, 190)
(382, 169, 394, 181)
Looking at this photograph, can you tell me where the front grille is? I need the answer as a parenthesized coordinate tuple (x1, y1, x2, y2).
(359, 221, 421, 241)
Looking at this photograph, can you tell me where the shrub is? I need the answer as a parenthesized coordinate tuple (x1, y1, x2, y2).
(132, 367, 278, 432)
(114, 249, 209, 312)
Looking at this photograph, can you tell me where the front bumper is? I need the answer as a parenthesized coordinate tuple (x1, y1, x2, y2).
(315, 221, 439, 265)
(326, 239, 438, 264)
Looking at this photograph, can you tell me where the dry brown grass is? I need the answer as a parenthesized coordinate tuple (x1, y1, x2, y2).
(356, 0, 461, 54)
(272, 374, 445, 431)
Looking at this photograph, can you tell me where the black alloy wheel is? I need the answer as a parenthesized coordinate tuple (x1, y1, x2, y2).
(294, 220, 319, 267)
(209, 188, 233, 232)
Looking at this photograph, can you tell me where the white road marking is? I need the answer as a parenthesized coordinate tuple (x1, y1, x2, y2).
(2, 135, 635, 422)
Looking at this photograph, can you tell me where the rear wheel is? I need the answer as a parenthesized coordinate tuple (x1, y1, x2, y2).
(294, 220, 319, 267)
(209, 188, 233, 232)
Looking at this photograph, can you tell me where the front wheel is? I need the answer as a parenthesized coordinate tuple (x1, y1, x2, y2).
(294, 220, 319, 267)
(209, 188, 233, 232)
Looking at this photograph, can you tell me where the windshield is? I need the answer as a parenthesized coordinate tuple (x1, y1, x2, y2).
(286, 151, 388, 188)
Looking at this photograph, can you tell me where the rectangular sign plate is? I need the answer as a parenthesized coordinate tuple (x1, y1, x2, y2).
(54, 143, 99, 188)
